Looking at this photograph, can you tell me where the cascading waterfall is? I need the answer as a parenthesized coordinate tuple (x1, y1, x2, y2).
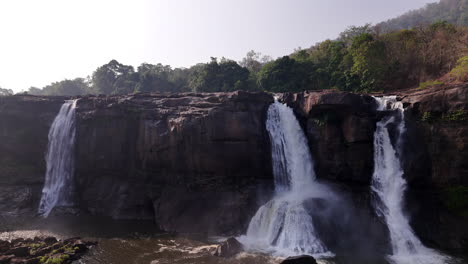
(372, 96, 449, 264)
(38, 99, 78, 217)
(239, 99, 333, 258)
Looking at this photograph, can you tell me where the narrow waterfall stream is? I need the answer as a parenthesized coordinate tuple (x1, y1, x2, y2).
(240, 100, 333, 258)
(372, 96, 450, 264)
(38, 99, 78, 217)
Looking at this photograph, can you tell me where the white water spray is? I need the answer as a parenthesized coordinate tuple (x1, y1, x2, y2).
(38, 100, 78, 217)
(372, 96, 450, 264)
(240, 100, 333, 258)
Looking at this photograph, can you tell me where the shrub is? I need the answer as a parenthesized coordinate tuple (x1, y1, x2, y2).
(421, 111, 434, 122)
(449, 56, 468, 82)
(418, 80, 444, 90)
(442, 110, 467, 122)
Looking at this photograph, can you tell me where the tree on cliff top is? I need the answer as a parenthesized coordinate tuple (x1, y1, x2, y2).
(0, 87, 13, 96)
(91, 60, 139, 95)
(188, 57, 251, 92)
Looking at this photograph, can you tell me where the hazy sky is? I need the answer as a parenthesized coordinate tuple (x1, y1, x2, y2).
(0, 0, 435, 92)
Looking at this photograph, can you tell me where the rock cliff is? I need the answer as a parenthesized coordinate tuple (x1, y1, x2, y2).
(74, 91, 274, 234)
(0, 95, 64, 217)
(0, 85, 466, 250)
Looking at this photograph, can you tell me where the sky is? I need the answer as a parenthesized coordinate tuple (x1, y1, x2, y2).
(0, 0, 435, 92)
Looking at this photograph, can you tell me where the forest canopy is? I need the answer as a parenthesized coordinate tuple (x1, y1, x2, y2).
(13, 0, 468, 96)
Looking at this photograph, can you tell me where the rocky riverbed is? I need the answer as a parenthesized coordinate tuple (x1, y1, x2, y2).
(0, 235, 94, 264)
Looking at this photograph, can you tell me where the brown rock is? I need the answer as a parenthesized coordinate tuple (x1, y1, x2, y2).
(213, 237, 243, 258)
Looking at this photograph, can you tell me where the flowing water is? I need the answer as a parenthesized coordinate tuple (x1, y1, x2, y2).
(372, 96, 451, 264)
(38, 99, 78, 217)
(239, 100, 333, 258)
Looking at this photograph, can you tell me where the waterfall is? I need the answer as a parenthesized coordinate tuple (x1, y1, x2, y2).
(372, 96, 449, 264)
(38, 99, 78, 217)
(239, 100, 333, 258)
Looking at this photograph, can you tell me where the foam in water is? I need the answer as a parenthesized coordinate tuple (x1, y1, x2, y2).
(38, 100, 78, 217)
(372, 96, 450, 264)
(239, 100, 333, 258)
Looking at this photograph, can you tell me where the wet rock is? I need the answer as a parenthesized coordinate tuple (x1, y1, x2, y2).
(6, 247, 29, 257)
(0, 241, 10, 254)
(213, 237, 243, 258)
(282, 91, 377, 185)
(0, 237, 94, 264)
(0, 255, 13, 264)
(280, 255, 317, 264)
(43, 237, 57, 245)
(24, 258, 39, 264)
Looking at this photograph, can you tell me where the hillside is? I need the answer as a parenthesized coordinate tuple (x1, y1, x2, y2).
(377, 0, 468, 31)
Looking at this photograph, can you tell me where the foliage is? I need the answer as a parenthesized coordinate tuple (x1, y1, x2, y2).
(421, 111, 435, 122)
(377, 0, 468, 31)
(418, 80, 445, 90)
(28, 78, 90, 96)
(39, 254, 70, 264)
(256, 56, 315, 92)
(421, 110, 467, 122)
(0, 87, 13, 96)
(442, 109, 467, 121)
(23, 5, 468, 96)
(449, 55, 468, 81)
(188, 57, 251, 92)
(92, 60, 139, 95)
(443, 185, 468, 219)
(349, 33, 388, 91)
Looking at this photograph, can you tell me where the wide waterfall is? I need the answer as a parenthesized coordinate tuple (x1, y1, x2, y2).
(239, 100, 333, 258)
(372, 96, 449, 264)
(38, 99, 78, 217)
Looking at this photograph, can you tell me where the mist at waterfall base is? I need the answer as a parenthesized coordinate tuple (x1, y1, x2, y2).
(371, 97, 452, 264)
(38, 99, 78, 217)
(238, 100, 389, 262)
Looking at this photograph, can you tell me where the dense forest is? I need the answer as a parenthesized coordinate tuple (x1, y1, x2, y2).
(3, 0, 468, 96)
(377, 0, 468, 31)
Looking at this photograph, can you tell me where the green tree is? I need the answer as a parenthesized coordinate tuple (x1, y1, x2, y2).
(257, 56, 315, 92)
(349, 33, 389, 91)
(91, 60, 138, 95)
(26, 79, 89, 96)
(188, 58, 250, 92)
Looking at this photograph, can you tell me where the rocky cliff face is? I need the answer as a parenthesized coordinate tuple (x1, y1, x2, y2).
(281, 91, 377, 186)
(281, 85, 468, 252)
(0, 86, 466, 249)
(74, 91, 273, 234)
(0, 95, 64, 217)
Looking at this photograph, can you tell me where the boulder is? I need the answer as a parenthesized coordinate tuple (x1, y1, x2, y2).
(213, 237, 243, 258)
(280, 255, 317, 264)
(6, 247, 29, 258)
(0, 255, 13, 264)
(43, 237, 57, 245)
(0, 241, 10, 254)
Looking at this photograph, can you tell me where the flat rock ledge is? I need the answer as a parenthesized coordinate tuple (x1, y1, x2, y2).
(0, 236, 96, 264)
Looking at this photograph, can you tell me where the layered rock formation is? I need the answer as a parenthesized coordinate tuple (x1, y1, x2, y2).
(281, 84, 468, 252)
(0, 91, 274, 235)
(0, 95, 64, 217)
(281, 91, 377, 185)
(0, 85, 466, 250)
(74, 91, 274, 234)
